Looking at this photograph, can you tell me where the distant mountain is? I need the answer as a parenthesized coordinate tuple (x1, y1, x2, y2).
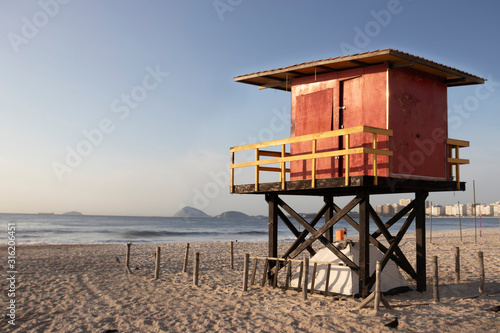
(215, 211, 250, 219)
(174, 206, 211, 218)
(63, 211, 83, 215)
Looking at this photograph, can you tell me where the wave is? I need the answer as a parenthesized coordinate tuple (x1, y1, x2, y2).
(122, 230, 222, 238)
(234, 231, 268, 235)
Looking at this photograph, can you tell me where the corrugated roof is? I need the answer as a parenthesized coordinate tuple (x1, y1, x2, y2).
(234, 49, 485, 91)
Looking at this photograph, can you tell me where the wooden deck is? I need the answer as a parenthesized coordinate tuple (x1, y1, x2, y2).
(232, 176, 465, 196)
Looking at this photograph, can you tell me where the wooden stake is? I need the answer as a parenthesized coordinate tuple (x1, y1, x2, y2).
(242, 253, 249, 292)
(261, 259, 269, 287)
(478, 251, 485, 295)
(432, 256, 439, 303)
(297, 261, 303, 292)
(285, 261, 291, 290)
(272, 259, 278, 288)
(230, 242, 235, 270)
(183, 243, 190, 273)
(374, 261, 381, 312)
(125, 242, 131, 267)
(302, 257, 309, 301)
(154, 247, 161, 280)
(193, 252, 200, 286)
(455, 247, 460, 283)
(250, 258, 257, 286)
(324, 264, 331, 297)
(310, 262, 317, 295)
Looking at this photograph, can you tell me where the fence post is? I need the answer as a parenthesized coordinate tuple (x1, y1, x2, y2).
(154, 247, 161, 280)
(455, 247, 460, 283)
(193, 252, 200, 286)
(432, 256, 440, 303)
(183, 243, 190, 273)
(242, 253, 249, 292)
(302, 257, 309, 301)
(125, 242, 131, 267)
(374, 261, 381, 312)
(478, 251, 485, 295)
(230, 241, 234, 270)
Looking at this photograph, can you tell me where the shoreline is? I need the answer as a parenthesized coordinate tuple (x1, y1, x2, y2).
(3, 226, 498, 246)
(1, 229, 499, 332)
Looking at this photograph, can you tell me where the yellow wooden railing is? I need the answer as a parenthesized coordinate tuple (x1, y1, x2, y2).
(230, 126, 393, 192)
(446, 138, 470, 189)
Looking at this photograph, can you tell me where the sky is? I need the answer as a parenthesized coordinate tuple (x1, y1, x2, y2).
(0, 0, 499, 217)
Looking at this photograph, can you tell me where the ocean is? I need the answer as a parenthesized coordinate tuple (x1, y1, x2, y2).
(1, 213, 498, 245)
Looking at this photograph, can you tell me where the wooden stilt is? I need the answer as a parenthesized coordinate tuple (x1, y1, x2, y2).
(324, 195, 334, 242)
(455, 247, 460, 283)
(267, 194, 278, 284)
(359, 189, 370, 298)
(416, 190, 428, 292)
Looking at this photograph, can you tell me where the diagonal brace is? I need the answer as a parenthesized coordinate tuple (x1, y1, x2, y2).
(282, 195, 363, 271)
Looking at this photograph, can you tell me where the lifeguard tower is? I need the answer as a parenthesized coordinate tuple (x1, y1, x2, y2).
(229, 49, 484, 297)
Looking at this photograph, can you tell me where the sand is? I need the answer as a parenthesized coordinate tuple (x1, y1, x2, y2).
(1, 228, 499, 332)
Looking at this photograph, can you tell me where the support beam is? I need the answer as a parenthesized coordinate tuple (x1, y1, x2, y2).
(368, 204, 417, 279)
(333, 202, 417, 283)
(280, 196, 361, 271)
(280, 200, 330, 259)
(267, 193, 278, 283)
(324, 195, 334, 242)
(415, 191, 429, 292)
(371, 200, 415, 239)
(276, 208, 316, 257)
(358, 189, 370, 298)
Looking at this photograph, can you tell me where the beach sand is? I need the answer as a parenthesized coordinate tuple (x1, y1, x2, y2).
(1, 229, 499, 332)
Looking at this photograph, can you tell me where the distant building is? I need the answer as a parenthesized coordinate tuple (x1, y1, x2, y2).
(430, 205, 444, 216)
(445, 203, 465, 216)
(382, 204, 394, 215)
(376, 205, 383, 214)
(392, 204, 403, 214)
(478, 204, 493, 216)
(399, 199, 411, 206)
(466, 203, 475, 216)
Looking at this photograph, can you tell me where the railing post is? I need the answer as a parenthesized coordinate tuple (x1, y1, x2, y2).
(345, 134, 350, 186)
(372, 133, 378, 185)
(255, 148, 259, 191)
(311, 139, 317, 188)
(281, 144, 286, 189)
(230, 151, 235, 193)
(455, 145, 460, 190)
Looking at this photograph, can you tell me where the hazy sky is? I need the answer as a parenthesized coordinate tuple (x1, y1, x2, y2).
(1, 0, 499, 216)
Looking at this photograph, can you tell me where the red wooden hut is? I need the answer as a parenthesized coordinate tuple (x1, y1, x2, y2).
(229, 49, 484, 297)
